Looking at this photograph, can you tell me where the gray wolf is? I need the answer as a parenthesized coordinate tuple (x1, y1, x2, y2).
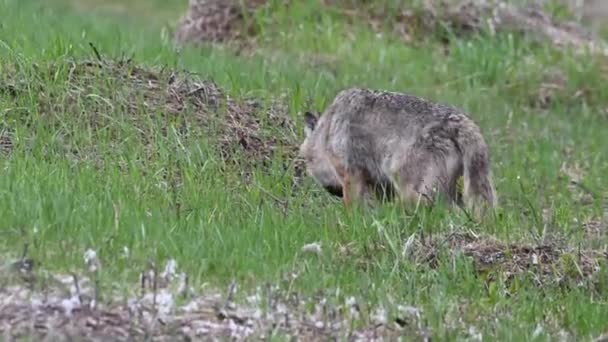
(298, 87, 497, 217)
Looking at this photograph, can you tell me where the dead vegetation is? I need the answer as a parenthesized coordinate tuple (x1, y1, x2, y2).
(532, 67, 567, 109)
(583, 217, 608, 239)
(174, 0, 265, 47)
(393, 229, 606, 285)
(0, 54, 299, 172)
(0, 254, 428, 341)
(1, 230, 606, 340)
(335, 227, 606, 286)
(0, 130, 12, 155)
(174, 0, 608, 57)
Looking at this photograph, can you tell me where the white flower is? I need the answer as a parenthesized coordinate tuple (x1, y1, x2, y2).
(161, 259, 178, 281)
(345, 297, 357, 307)
(181, 299, 199, 313)
(301, 242, 322, 255)
(122, 246, 130, 259)
(83, 249, 100, 273)
(532, 324, 544, 338)
(276, 302, 287, 315)
(60, 296, 81, 316)
(149, 289, 175, 318)
(371, 307, 387, 325)
(246, 293, 261, 306)
(468, 326, 483, 341)
(397, 305, 420, 318)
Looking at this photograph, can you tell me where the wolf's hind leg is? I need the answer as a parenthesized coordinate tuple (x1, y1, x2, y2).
(390, 154, 446, 209)
(389, 168, 430, 208)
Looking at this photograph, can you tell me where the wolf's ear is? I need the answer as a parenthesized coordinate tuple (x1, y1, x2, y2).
(304, 111, 318, 137)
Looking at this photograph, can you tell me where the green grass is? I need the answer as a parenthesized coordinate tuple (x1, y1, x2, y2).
(1, 0, 608, 339)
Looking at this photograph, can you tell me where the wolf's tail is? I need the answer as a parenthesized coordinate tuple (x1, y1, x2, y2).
(450, 115, 497, 215)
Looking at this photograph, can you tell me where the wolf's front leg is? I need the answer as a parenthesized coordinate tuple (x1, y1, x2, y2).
(342, 173, 352, 207)
(342, 169, 368, 208)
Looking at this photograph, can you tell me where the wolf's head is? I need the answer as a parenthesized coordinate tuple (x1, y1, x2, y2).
(298, 111, 343, 197)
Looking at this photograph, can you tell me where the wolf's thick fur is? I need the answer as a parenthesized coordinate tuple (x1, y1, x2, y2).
(299, 88, 497, 216)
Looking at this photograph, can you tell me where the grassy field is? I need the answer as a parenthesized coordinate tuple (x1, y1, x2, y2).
(1, 0, 608, 339)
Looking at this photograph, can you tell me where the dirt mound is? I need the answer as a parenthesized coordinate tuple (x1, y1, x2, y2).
(0, 255, 427, 340)
(411, 231, 604, 283)
(340, 0, 608, 55)
(0, 130, 12, 155)
(174, 0, 608, 58)
(174, 0, 265, 46)
(1, 54, 299, 171)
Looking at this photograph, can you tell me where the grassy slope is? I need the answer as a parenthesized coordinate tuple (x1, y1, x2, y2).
(1, 0, 608, 339)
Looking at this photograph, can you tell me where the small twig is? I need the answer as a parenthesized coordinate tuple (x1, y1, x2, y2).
(152, 263, 158, 311)
(71, 272, 83, 304)
(93, 270, 100, 309)
(20, 242, 29, 261)
(139, 271, 146, 299)
(225, 279, 237, 308)
(88, 42, 103, 62)
(12, 242, 36, 285)
(180, 273, 190, 299)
